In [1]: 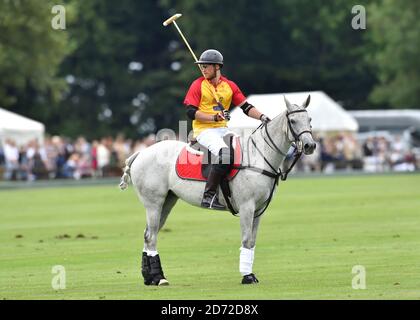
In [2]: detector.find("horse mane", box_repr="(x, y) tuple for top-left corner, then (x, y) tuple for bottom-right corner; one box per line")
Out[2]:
(265, 109), (288, 136)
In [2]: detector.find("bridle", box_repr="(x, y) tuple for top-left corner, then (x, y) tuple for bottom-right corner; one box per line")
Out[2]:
(264, 108), (312, 157)
(238, 107), (312, 182)
(227, 107), (313, 218)
(285, 109), (313, 144)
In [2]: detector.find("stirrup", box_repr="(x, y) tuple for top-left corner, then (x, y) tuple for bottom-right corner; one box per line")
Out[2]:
(201, 193), (226, 210)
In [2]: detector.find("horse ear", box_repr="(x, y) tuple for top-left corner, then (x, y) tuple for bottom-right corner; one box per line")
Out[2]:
(303, 94), (311, 108)
(284, 95), (292, 111)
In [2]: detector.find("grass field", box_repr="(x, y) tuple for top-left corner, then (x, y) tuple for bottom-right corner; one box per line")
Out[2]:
(1, 173), (420, 300)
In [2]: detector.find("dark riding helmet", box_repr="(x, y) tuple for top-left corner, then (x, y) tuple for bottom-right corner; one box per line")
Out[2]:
(195, 49), (223, 66)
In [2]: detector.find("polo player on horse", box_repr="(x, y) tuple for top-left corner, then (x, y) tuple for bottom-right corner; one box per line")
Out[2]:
(184, 49), (271, 210)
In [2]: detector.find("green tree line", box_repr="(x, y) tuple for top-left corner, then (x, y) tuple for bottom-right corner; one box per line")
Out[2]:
(0, 0), (419, 139)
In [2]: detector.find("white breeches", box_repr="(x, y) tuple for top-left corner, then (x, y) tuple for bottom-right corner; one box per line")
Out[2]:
(196, 127), (233, 157)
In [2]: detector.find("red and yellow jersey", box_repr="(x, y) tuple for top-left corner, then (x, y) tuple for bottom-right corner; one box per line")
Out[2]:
(184, 76), (246, 137)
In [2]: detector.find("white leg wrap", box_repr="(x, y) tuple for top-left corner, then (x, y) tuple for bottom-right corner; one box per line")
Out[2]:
(144, 249), (158, 257)
(239, 246), (255, 276)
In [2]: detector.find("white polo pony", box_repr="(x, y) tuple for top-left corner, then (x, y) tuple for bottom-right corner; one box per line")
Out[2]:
(120, 95), (316, 285)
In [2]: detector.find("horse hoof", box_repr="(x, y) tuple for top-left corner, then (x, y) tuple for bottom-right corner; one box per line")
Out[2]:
(241, 273), (259, 284)
(158, 279), (169, 286)
(144, 279), (153, 286)
(145, 276), (169, 286)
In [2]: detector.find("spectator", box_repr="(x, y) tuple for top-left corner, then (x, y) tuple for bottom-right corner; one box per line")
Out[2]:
(27, 140), (49, 180)
(362, 137), (374, 157)
(0, 144), (5, 166)
(0, 130), (416, 181)
(18, 145), (30, 180)
(75, 136), (90, 157)
(114, 134), (130, 168)
(62, 153), (79, 179)
(96, 138), (110, 176)
(31, 150), (49, 180)
(319, 137), (336, 173)
(44, 137), (58, 176)
(78, 153), (94, 179)
(3, 139), (20, 180)
(91, 140), (99, 176)
(52, 136), (68, 179)
(343, 133), (362, 170)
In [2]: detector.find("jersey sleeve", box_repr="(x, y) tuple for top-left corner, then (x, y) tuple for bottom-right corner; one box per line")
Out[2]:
(183, 78), (203, 107)
(227, 80), (247, 106)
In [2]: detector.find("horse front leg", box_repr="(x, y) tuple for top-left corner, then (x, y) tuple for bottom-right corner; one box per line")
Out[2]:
(239, 201), (259, 284)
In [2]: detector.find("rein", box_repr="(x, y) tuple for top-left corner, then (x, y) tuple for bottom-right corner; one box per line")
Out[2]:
(226, 108), (311, 218)
(238, 108), (310, 183)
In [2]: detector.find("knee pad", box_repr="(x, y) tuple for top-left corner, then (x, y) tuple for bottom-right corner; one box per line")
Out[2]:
(218, 147), (233, 166)
(213, 148), (233, 175)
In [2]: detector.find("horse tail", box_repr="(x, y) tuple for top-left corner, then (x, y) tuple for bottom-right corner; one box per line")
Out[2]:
(119, 151), (140, 190)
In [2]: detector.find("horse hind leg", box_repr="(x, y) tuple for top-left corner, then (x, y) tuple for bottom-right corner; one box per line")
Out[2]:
(141, 194), (170, 286)
(159, 191), (178, 231)
(141, 191), (178, 286)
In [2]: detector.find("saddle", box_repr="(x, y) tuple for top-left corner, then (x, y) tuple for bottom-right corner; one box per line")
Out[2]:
(175, 133), (242, 182)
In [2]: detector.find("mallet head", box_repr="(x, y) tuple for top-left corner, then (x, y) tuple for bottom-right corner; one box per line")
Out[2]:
(163, 13), (182, 26)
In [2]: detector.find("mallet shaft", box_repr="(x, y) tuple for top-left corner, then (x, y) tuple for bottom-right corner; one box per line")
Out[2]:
(164, 14), (222, 109)
(173, 21), (199, 62)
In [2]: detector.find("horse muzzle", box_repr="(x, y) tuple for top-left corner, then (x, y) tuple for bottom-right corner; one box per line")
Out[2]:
(300, 133), (316, 155)
(303, 141), (316, 155)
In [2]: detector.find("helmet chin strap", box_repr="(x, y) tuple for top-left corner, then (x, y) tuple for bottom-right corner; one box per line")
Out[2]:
(207, 69), (221, 84)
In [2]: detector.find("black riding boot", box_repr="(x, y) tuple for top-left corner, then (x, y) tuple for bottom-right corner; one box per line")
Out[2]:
(201, 164), (226, 210)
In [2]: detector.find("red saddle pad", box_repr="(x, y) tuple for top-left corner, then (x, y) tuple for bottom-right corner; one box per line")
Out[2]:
(175, 136), (242, 182)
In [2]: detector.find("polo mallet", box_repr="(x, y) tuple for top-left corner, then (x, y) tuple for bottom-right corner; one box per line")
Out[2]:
(163, 13), (225, 119)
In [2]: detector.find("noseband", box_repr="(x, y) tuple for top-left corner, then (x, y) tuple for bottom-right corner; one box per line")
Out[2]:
(286, 109), (313, 144)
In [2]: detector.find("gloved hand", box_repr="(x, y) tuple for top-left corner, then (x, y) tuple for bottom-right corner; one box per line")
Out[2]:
(222, 110), (231, 121)
(214, 110), (230, 122)
(214, 112), (225, 122)
(260, 114), (271, 124)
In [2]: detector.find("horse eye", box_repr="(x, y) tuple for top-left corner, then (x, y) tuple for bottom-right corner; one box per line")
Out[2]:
(290, 119), (296, 124)
(309, 117), (312, 122)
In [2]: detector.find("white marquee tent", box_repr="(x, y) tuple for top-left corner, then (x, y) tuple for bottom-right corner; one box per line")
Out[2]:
(228, 91), (358, 133)
(0, 108), (45, 147)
